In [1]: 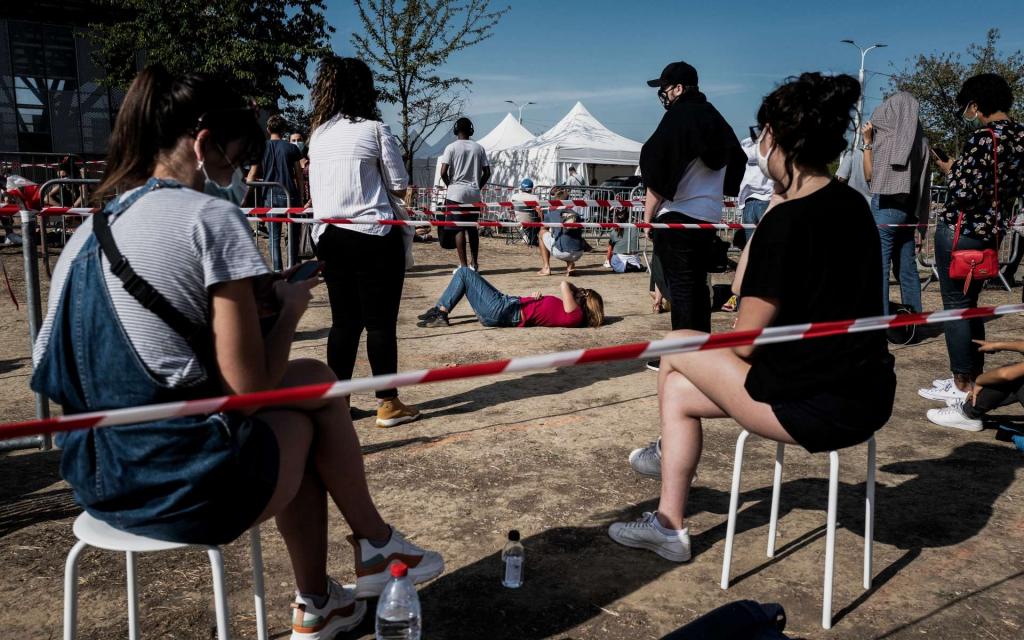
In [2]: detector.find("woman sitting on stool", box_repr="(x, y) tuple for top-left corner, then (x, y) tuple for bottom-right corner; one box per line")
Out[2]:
(418, 267), (604, 329)
(609, 72), (896, 563)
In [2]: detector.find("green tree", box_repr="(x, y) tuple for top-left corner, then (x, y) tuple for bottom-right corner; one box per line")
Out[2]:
(352, 0), (510, 172)
(890, 29), (1024, 154)
(88, 0), (333, 110)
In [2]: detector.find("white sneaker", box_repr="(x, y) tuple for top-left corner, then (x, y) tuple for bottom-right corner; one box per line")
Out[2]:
(628, 439), (662, 478)
(289, 578), (366, 639)
(602, 260), (611, 268)
(933, 378), (952, 388)
(927, 404), (983, 432)
(918, 379), (968, 402)
(348, 527), (445, 599)
(607, 512), (691, 562)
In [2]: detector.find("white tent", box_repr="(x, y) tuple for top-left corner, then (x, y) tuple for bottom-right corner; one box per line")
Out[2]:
(489, 102), (643, 187)
(412, 113), (536, 187)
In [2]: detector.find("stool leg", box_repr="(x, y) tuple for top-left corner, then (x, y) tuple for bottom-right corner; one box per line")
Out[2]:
(249, 528), (268, 640)
(721, 429), (750, 589)
(64, 541), (88, 640)
(126, 551), (140, 640)
(822, 450), (840, 630)
(208, 548), (231, 640)
(767, 443), (785, 558)
(864, 436), (876, 590)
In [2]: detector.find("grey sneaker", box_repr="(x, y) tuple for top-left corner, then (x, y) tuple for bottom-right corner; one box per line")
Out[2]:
(417, 309), (449, 328)
(629, 439), (662, 478)
(608, 512), (691, 562)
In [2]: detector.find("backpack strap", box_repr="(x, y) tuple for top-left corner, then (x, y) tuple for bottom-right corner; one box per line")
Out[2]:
(92, 209), (208, 349)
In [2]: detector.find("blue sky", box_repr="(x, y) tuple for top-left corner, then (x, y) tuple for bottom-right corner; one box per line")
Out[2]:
(305, 0), (1024, 147)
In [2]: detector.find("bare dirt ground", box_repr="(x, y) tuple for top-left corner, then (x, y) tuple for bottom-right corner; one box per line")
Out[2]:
(1, 234), (1023, 640)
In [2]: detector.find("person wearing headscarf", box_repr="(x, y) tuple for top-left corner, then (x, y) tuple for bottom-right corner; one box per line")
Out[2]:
(862, 91), (931, 315)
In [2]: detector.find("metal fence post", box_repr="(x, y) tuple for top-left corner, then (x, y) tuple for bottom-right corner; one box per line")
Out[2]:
(20, 208), (50, 449)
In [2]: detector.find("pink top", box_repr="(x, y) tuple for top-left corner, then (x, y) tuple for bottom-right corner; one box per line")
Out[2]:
(518, 296), (584, 328)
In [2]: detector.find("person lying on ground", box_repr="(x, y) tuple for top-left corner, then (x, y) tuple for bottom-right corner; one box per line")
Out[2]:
(539, 189), (586, 276)
(610, 72), (895, 563)
(927, 339), (1024, 432)
(418, 267), (604, 328)
(30, 64), (443, 639)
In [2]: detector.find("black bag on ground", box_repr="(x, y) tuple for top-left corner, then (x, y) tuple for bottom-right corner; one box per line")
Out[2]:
(886, 301), (918, 346)
(659, 600), (789, 640)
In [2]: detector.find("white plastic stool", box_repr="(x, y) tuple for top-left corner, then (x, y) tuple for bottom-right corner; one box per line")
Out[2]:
(64, 513), (267, 640)
(720, 431), (876, 629)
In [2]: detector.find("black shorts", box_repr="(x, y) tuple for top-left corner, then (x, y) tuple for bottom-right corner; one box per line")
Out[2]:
(440, 199), (479, 249)
(773, 373), (896, 453)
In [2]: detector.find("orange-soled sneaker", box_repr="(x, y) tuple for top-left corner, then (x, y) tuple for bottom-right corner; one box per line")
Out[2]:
(290, 578), (365, 640)
(349, 528), (444, 599)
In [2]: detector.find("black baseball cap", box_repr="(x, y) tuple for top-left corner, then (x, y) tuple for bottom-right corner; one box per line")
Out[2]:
(647, 61), (699, 88)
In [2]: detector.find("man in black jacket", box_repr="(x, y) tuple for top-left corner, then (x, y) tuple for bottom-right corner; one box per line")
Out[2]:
(640, 61), (744, 338)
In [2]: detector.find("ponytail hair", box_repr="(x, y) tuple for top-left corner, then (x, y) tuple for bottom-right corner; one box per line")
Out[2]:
(309, 56), (382, 132)
(94, 64), (263, 202)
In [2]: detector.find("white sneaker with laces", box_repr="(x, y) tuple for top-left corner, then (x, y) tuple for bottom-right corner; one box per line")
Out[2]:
(607, 512), (691, 562)
(918, 379), (968, 402)
(628, 439), (662, 478)
(289, 578), (365, 640)
(349, 527), (445, 599)
(927, 404), (983, 432)
(933, 378), (951, 388)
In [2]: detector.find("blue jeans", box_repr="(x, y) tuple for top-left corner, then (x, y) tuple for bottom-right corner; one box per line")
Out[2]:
(733, 198), (769, 250)
(934, 222), (987, 376)
(871, 194), (922, 314)
(263, 192), (300, 271)
(438, 267), (521, 326)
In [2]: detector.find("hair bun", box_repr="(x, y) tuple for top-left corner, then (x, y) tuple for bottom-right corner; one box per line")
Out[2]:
(817, 73), (860, 110)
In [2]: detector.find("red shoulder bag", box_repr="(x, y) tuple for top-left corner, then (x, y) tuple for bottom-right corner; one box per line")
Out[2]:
(949, 128), (1001, 293)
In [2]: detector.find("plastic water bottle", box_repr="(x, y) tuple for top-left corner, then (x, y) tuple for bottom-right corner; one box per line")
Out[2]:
(501, 530), (524, 588)
(375, 561), (421, 640)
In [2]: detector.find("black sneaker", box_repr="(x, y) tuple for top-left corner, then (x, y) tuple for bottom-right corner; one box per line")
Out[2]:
(418, 307), (440, 320)
(417, 310), (450, 328)
(645, 360), (660, 372)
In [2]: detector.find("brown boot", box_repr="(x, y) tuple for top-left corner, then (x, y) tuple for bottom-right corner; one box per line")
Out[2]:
(376, 397), (421, 428)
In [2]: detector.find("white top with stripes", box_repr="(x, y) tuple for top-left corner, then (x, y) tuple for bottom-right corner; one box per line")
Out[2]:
(32, 186), (270, 387)
(308, 116), (408, 240)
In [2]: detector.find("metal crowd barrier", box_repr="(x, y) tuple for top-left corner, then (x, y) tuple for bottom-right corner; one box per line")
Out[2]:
(38, 178), (99, 278)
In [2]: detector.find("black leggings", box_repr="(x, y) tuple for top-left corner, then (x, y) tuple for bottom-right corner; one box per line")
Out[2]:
(964, 377), (1024, 419)
(316, 225), (405, 399)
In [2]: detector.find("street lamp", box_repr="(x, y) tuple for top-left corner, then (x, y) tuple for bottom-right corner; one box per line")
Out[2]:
(841, 39), (887, 149)
(505, 100), (536, 124)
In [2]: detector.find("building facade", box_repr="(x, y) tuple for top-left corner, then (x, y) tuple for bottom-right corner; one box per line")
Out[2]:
(1, 2), (125, 158)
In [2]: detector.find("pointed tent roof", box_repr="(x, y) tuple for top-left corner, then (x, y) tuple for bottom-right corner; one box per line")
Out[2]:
(477, 113), (534, 152)
(415, 130), (457, 159)
(514, 102), (642, 164)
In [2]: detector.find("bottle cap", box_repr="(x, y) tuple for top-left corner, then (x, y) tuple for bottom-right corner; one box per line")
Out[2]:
(390, 561), (408, 578)
(508, 529), (520, 542)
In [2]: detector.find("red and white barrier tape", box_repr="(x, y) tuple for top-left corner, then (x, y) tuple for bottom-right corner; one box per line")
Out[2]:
(0, 207), (932, 229)
(2, 303), (1022, 441)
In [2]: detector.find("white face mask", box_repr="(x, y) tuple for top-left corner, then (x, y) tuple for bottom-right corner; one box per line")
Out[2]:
(756, 128), (775, 180)
(197, 142), (246, 206)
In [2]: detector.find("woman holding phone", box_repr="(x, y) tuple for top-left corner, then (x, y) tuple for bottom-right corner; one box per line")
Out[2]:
(31, 65), (443, 639)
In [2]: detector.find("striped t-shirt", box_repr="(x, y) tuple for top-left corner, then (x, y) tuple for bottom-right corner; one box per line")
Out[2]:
(32, 186), (269, 387)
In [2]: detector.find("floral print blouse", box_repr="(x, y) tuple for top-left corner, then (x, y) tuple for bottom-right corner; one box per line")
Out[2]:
(939, 119), (1024, 241)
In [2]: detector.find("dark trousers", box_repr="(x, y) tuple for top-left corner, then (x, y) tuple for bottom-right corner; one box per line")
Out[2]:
(964, 377), (1024, 419)
(316, 225), (405, 399)
(653, 211), (714, 332)
(934, 222), (988, 376)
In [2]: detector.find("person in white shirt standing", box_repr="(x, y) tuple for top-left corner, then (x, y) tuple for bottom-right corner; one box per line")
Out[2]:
(308, 56), (420, 428)
(439, 117), (490, 271)
(733, 126), (775, 250)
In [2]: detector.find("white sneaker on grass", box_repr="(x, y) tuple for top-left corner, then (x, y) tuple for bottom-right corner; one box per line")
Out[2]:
(289, 578), (365, 640)
(918, 379), (968, 402)
(927, 404), (983, 432)
(348, 527), (445, 599)
(608, 512), (691, 562)
(629, 439), (662, 478)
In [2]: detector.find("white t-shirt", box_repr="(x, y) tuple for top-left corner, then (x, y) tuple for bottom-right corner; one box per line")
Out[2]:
(737, 137), (773, 207)
(33, 187), (269, 387)
(309, 117), (408, 239)
(440, 139), (489, 203)
(657, 157), (727, 223)
(511, 190), (540, 222)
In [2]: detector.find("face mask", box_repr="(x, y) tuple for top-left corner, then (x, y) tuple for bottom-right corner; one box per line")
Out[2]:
(962, 104), (983, 129)
(198, 143), (246, 205)
(755, 129), (775, 180)
(658, 85), (680, 110)
(292, 141), (305, 152)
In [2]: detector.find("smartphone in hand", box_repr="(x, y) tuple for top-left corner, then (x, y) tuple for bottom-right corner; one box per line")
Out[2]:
(287, 260), (323, 283)
(931, 147), (949, 162)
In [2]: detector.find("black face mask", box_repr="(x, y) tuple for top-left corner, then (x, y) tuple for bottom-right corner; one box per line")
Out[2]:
(658, 85), (683, 110)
